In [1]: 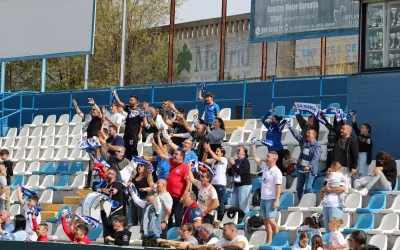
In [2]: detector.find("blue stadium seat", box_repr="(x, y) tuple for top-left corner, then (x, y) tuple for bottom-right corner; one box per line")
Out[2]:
(60, 161), (83, 175)
(10, 175), (24, 189)
(48, 161), (69, 175)
(312, 177), (325, 193)
(237, 210), (259, 230)
(270, 106), (285, 117)
(283, 107), (295, 118)
(343, 213), (374, 233)
(88, 223), (103, 241)
(369, 178), (398, 195)
(46, 175), (70, 190)
(32, 162), (55, 175)
(46, 205), (71, 223)
(278, 193), (294, 211)
(259, 232), (290, 250)
(252, 177), (262, 192)
(327, 103), (340, 109)
(167, 227), (180, 240)
(322, 232), (331, 243)
(356, 194), (386, 213)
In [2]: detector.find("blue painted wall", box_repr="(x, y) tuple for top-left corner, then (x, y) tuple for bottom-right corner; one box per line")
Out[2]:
(2, 77), (347, 133)
(347, 72), (400, 159)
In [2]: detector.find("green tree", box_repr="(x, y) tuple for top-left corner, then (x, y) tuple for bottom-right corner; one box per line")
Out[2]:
(5, 0), (182, 92)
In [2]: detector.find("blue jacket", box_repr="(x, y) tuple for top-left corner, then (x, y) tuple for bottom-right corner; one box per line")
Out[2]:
(261, 112), (284, 152)
(289, 127), (321, 176)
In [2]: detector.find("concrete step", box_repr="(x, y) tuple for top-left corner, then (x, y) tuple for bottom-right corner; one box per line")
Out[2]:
(224, 120), (247, 127)
(40, 211), (58, 221)
(44, 204), (72, 212)
(77, 188), (92, 197)
(63, 196), (84, 205)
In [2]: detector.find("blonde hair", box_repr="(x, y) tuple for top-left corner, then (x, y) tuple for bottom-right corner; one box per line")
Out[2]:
(331, 218), (344, 227)
(0, 164), (6, 176)
(330, 161), (342, 170)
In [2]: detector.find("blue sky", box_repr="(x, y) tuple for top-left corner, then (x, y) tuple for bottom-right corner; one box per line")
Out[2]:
(175, 0), (251, 24)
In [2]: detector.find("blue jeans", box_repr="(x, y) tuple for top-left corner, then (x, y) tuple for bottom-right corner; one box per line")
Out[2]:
(322, 206), (343, 233)
(296, 172), (315, 200)
(213, 184), (226, 220)
(231, 185), (252, 213)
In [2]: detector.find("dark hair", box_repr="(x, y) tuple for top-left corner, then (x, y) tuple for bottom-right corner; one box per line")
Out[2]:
(205, 92), (215, 99)
(28, 195), (39, 203)
(75, 223), (89, 236)
(0, 149), (9, 156)
(311, 235), (324, 250)
(163, 99), (171, 103)
(351, 230), (367, 245)
(217, 147), (226, 157)
(303, 217), (318, 229)
(110, 103), (118, 108)
(182, 223), (195, 233)
(283, 149), (291, 157)
(102, 128), (108, 134)
(361, 123), (372, 136)
(299, 232), (309, 241)
(198, 118), (205, 125)
(201, 170), (213, 183)
(13, 214), (26, 232)
(109, 125), (118, 132)
(175, 149), (185, 158)
(237, 146), (248, 158)
(177, 108), (185, 114)
(130, 95), (139, 102)
(215, 118), (225, 131)
(114, 215), (128, 227)
(272, 115), (283, 123)
(376, 151), (395, 166)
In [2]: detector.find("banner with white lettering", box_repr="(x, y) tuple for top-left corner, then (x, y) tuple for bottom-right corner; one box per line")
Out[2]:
(250, 0), (360, 43)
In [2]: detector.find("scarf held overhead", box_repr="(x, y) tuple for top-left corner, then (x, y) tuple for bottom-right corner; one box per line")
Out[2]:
(293, 102), (326, 125)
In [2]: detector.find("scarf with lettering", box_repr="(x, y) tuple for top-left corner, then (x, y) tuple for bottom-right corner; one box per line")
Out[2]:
(294, 102), (326, 125)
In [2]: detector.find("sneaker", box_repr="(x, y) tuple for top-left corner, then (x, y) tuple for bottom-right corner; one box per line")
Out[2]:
(358, 188), (369, 196)
(348, 188), (359, 194)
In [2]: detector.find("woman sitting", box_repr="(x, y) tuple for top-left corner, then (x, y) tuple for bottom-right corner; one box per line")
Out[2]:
(349, 151), (397, 196)
(0, 214), (27, 241)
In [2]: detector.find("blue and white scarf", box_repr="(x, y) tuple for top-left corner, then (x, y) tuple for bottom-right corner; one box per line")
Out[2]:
(100, 196), (120, 209)
(110, 86), (117, 104)
(200, 82), (206, 92)
(20, 185), (38, 197)
(26, 206), (43, 216)
(64, 210), (101, 228)
(90, 154), (110, 168)
(132, 155), (153, 172)
(188, 159), (215, 175)
(294, 102), (326, 125)
(77, 136), (99, 153)
(251, 137), (273, 147)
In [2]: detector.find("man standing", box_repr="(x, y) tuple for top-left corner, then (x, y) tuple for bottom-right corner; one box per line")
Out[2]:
(181, 191), (203, 229)
(198, 89), (221, 127)
(348, 230), (379, 250)
(104, 125), (125, 154)
(100, 145), (130, 180)
(103, 103), (123, 132)
(333, 124), (359, 188)
(0, 150), (12, 210)
(97, 169), (126, 217)
(288, 124), (321, 200)
(111, 90), (143, 159)
(252, 146), (282, 245)
(0, 210), (14, 233)
(156, 179), (172, 239)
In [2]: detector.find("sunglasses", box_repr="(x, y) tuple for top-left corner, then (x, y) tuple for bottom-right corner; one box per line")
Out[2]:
(92, 109), (96, 111)
(200, 175), (208, 178)
(116, 150), (124, 153)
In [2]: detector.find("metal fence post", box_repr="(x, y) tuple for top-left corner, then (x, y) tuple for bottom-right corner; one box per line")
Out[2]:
(151, 86), (155, 106)
(19, 92), (22, 128)
(271, 77), (275, 109)
(32, 93), (36, 123)
(319, 76), (323, 108)
(241, 80), (247, 120)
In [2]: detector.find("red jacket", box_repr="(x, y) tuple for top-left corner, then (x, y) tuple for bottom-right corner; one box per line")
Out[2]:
(181, 202), (203, 226)
(93, 163), (106, 180)
(32, 217), (49, 242)
(61, 217), (92, 244)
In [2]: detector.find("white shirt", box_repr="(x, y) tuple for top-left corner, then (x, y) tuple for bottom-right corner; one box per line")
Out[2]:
(159, 191), (173, 221)
(110, 113), (123, 130)
(291, 244), (311, 250)
(327, 171), (345, 188)
(23, 204), (40, 241)
(215, 235), (249, 250)
(210, 158), (227, 186)
(260, 162), (282, 200)
(329, 231), (346, 246)
(196, 181), (218, 213)
(325, 174), (346, 207)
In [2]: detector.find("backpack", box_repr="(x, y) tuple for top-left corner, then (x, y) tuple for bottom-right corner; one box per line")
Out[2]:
(227, 207), (245, 221)
(251, 188), (261, 207)
(247, 215), (264, 229)
(311, 212), (324, 228)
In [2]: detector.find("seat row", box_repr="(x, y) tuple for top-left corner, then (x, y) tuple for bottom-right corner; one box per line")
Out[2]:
(8, 147), (89, 162)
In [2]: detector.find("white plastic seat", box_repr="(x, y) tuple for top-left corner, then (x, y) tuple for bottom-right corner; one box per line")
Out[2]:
(68, 148), (83, 161)
(279, 211), (303, 230)
(221, 211), (239, 228)
(41, 136), (55, 149)
(223, 146), (232, 158)
(27, 115), (43, 128)
(2, 137), (15, 149)
(54, 146), (69, 161)
(318, 130), (328, 145)
(369, 213), (399, 234)
(368, 234), (387, 250)
(39, 175), (55, 190)
(281, 129), (299, 146)
(10, 189), (18, 204)
(221, 130), (244, 146)
(239, 129), (262, 146)
(70, 114), (83, 126)
(56, 124), (69, 138)
(25, 175), (40, 189)
(52, 135), (69, 149)
(27, 136), (42, 149)
(320, 145), (327, 161)
(249, 160), (258, 175)
(214, 229), (222, 239)
(320, 213), (350, 233)
(281, 177), (297, 193)
(291, 146), (301, 161)
(33, 148), (54, 161)
(48, 224), (69, 241)
(69, 125), (83, 137)
(42, 115), (57, 127)
(392, 236), (400, 250)
(343, 193), (362, 212)
(288, 193), (316, 211)
(381, 195), (400, 213)
(29, 127), (42, 138)
(18, 127), (30, 138)
(141, 133), (154, 148)
(9, 204), (21, 220)
(11, 148), (26, 162)
(128, 226), (142, 245)
(56, 114), (69, 126)
(38, 189), (53, 205)
(243, 119), (257, 133)
(309, 203), (323, 212)
(3, 128), (17, 140)
(68, 134), (82, 148)
(60, 173), (85, 191)
(248, 231), (266, 249)
(26, 148), (40, 162)
(220, 108), (231, 120)
(13, 162), (26, 175)
(186, 109), (198, 123)
(255, 146), (268, 159)
(25, 161), (40, 175)
(42, 125), (56, 137)
(11, 137), (28, 150)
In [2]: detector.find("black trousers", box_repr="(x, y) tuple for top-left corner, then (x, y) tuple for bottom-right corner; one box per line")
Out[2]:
(168, 196), (183, 228)
(124, 134), (138, 159)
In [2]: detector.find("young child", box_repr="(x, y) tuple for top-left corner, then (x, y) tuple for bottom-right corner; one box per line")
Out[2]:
(328, 218), (347, 249)
(61, 211), (92, 244)
(297, 217), (321, 236)
(282, 149), (296, 175)
(1, 149), (13, 210)
(197, 86), (220, 127)
(321, 162), (346, 207)
(292, 232), (311, 250)
(32, 213), (49, 242)
(311, 235), (324, 250)
(17, 186), (40, 241)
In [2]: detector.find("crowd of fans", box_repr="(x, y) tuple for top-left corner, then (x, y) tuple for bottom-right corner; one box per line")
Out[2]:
(0, 87), (390, 250)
